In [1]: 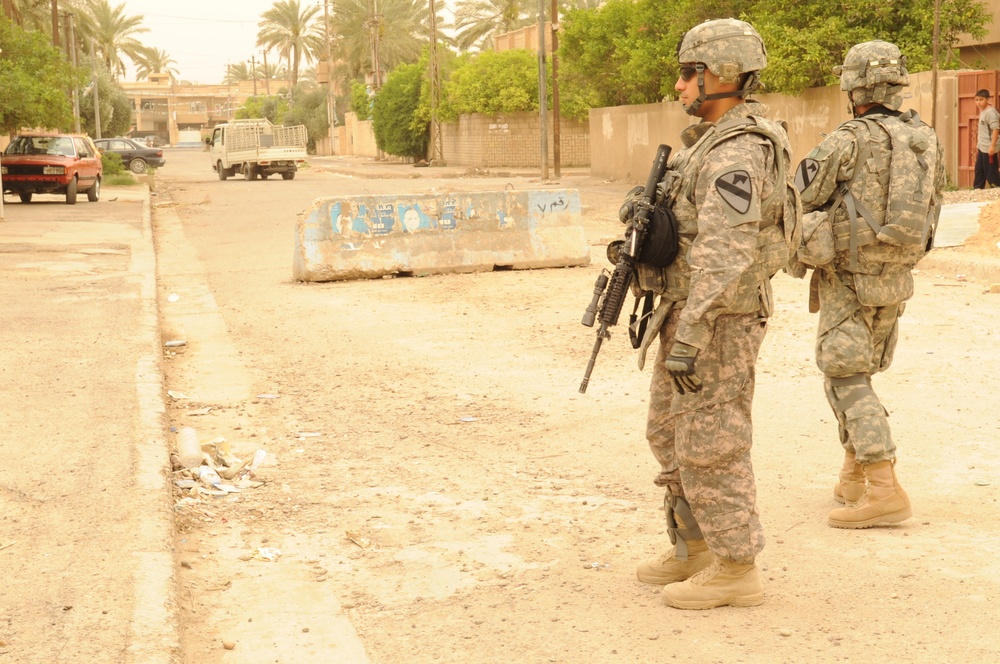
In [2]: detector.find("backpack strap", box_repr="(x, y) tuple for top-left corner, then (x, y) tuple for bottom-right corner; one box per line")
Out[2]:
(827, 119), (884, 271)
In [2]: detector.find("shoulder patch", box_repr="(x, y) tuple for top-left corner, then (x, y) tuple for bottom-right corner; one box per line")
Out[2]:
(795, 158), (819, 192)
(714, 170), (752, 214)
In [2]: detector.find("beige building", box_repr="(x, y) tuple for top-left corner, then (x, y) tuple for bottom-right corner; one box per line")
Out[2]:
(121, 73), (290, 146)
(956, 0), (1000, 68)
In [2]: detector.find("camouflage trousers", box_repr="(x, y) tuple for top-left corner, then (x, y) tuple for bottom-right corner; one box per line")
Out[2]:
(646, 308), (767, 564)
(815, 269), (902, 465)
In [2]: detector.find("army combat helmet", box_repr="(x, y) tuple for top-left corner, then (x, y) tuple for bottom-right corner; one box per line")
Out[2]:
(676, 18), (767, 116)
(834, 40), (909, 115)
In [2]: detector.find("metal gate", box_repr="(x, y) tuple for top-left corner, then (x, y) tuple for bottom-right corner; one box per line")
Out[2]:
(957, 70), (1000, 188)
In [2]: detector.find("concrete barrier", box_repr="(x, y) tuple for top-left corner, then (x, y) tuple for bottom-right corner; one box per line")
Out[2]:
(293, 189), (590, 282)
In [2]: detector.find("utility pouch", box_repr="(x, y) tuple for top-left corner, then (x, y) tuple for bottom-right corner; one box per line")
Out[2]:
(637, 200), (681, 268)
(853, 264), (914, 306)
(798, 210), (835, 267)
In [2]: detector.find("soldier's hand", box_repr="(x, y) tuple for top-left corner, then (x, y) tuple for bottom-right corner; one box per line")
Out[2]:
(665, 342), (703, 394)
(618, 185), (646, 224)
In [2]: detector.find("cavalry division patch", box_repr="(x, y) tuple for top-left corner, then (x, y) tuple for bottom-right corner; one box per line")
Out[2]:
(795, 158), (819, 192)
(715, 170), (752, 214)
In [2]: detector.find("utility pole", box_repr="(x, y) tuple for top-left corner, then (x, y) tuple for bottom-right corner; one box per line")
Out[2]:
(931, 0), (941, 129)
(262, 50), (271, 95)
(50, 0), (59, 49)
(324, 0), (336, 153)
(89, 39), (101, 138)
(250, 54), (258, 95)
(428, 0), (443, 164)
(537, 0), (548, 179)
(367, 0), (382, 89)
(66, 12), (80, 132)
(550, 0), (560, 177)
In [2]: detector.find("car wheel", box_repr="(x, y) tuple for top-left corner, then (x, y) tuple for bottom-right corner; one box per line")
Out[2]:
(244, 163), (258, 181)
(281, 171), (295, 180)
(87, 176), (101, 202)
(261, 173), (269, 180)
(217, 161), (228, 180)
(129, 159), (148, 174)
(19, 193), (32, 203)
(66, 177), (78, 205)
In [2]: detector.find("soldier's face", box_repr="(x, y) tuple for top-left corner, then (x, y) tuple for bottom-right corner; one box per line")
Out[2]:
(676, 63), (730, 120)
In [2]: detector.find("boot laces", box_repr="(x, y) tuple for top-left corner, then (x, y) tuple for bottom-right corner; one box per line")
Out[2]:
(685, 559), (723, 585)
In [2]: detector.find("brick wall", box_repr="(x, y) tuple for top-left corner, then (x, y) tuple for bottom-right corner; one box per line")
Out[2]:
(440, 112), (590, 168)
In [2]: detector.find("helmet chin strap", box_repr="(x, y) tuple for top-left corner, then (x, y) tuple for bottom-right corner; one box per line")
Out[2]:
(683, 63), (752, 117)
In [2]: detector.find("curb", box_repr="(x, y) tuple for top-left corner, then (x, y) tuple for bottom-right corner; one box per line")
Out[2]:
(917, 247), (1000, 284)
(128, 186), (182, 663)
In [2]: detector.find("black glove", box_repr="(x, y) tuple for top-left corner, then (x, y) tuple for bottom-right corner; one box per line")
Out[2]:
(618, 185), (645, 223)
(665, 342), (703, 394)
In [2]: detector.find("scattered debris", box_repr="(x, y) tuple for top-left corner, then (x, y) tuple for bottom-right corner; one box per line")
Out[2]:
(167, 390), (189, 400)
(255, 547), (281, 562)
(346, 530), (371, 549)
(164, 340), (187, 348)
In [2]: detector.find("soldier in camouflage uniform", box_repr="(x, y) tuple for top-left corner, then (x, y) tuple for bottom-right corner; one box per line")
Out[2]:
(795, 41), (944, 528)
(630, 19), (799, 609)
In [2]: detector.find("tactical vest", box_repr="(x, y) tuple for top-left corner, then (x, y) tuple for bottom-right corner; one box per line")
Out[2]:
(636, 115), (800, 312)
(828, 110), (939, 273)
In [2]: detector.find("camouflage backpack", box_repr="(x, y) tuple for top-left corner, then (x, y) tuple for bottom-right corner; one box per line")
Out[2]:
(829, 110), (940, 271)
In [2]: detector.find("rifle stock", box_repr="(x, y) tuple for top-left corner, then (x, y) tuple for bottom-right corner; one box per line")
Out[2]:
(579, 144), (671, 394)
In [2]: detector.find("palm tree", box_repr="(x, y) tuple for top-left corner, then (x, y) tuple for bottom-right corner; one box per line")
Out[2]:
(224, 61), (253, 84)
(330, 0), (428, 82)
(452, 0), (603, 52)
(1, 0), (51, 29)
(453, 0), (534, 52)
(76, 0), (148, 80)
(257, 61), (289, 82)
(135, 47), (179, 81)
(256, 0), (323, 87)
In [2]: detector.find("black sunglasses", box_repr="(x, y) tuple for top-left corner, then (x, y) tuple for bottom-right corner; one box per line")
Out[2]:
(679, 65), (700, 82)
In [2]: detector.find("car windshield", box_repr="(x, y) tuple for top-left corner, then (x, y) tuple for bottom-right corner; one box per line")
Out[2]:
(5, 136), (76, 157)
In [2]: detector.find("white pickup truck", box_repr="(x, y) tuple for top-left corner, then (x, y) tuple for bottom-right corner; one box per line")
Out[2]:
(209, 118), (308, 181)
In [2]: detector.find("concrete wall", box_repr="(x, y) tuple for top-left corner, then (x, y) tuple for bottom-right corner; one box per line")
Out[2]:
(293, 189), (589, 282)
(589, 70), (960, 187)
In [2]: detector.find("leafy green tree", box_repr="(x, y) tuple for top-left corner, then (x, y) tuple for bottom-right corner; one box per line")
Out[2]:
(135, 47), (178, 81)
(372, 61), (427, 159)
(257, 0), (323, 87)
(748, 0), (991, 94)
(439, 50), (545, 119)
(282, 84), (330, 151)
(235, 95), (290, 123)
(557, 0), (992, 107)
(79, 58), (132, 137)
(76, 0), (149, 80)
(350, 80), (374, 120)
(0, 16), (83, 135)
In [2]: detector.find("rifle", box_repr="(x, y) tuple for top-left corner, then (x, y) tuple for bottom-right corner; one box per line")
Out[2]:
(579, 144), (671, 394)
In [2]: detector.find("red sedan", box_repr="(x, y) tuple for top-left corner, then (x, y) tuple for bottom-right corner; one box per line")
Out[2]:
(1, 133), (102, 205)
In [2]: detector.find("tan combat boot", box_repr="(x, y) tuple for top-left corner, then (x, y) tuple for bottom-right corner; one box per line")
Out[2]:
(834, 450), (866, 504)
(661, 558), (764, 610)
(636, 539), (715, 585)
(828, 460), (911, 529)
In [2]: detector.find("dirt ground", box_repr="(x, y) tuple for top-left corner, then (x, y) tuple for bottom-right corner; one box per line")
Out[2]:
(149, 152), (1000, 662)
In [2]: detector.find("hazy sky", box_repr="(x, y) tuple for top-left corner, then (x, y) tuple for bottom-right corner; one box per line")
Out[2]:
(121, 0), (457, 85)
(122, 0), (303, 84)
